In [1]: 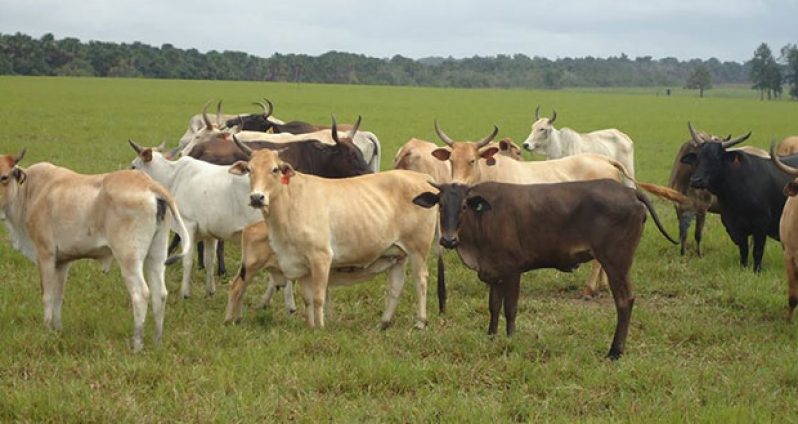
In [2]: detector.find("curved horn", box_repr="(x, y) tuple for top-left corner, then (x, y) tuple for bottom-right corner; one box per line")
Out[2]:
(722, 131), (751, 149)
(202, 100), (214, 129)
(549, 109), (557, 124)
(13, 148), (26, 164)
(262, 99), (273, 118)
(534, 105), (541, 120)
(687, 121), (703, 146)
(215, 100), (223, 127)
(771, 139), (798, 176)
(156, 140), (167, 151)
(476, 125), (499, 148)
(232, 135), (253, 158)
(331, 115), (341, 144)
(128, 139), (144, 154)
(434, 120), (454, 146)
(346, 115), (362, 140)
(428, 181), (444, 191)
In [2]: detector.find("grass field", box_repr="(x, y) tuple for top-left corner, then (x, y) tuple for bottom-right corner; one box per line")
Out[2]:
(1, 76), (797, 422)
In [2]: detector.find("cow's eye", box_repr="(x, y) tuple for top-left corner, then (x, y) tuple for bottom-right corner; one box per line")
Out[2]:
(272, 167), (280, 173)
(469, 159), (476, 165)
(0, 175), (8, 183)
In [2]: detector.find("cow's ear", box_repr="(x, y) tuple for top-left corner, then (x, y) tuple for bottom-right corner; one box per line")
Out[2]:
(141, 148), (153, 163)
(680, 152), (697, 166)
(499, 139), (511, 151)
(413, 192), (440, 208)
(724, 151), (743, 167)
(228, 161), (250, 175)
(431, 148), (451, 162)
(12, 167), (26, 185)
(280, 163), (295, 178)
(785, 181), (798, 197)
(480, 147), (499, 166)
(466, 195), (491, 213)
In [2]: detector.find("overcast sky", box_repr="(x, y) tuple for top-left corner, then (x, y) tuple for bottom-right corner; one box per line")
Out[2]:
(1, 0), (796, 62)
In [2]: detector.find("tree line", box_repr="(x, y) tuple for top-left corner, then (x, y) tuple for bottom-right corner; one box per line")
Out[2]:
(1, 32), (796, 98)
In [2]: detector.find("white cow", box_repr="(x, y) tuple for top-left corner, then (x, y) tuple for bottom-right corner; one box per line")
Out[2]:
(522, 106), (636, 177)
(129, 140), (262, 298)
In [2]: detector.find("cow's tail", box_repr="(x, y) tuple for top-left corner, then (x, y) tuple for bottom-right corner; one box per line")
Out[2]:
(152, 187), (191, 266)
(434, 222), (446, 314)
(603, 156), (688, 204)
(635, 191), (679, 245)
(367, 133), (381, 172)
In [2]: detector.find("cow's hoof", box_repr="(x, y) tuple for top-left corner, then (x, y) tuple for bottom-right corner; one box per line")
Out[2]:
(414, 320), (427, 330)
(606, 349), (623, 361)
(379, 321), (392, 330)
(130, 338), (144, 353)
(288, 309), (297, 315)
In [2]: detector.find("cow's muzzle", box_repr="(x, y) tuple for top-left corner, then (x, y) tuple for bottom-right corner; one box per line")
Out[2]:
(689, 177), (708, 189)
(249, 193), (266, 208)
(440, 235), (460, 249)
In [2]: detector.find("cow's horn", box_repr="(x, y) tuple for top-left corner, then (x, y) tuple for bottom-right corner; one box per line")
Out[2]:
(258, 99), (273, 118)
(434, 120), (454, 146)
(476, 125), (499, 148)
(232, 135), (253, 158)
(771, 139), (798, 176)
(347, 115), (362, 140)
(331, 115), (341, 144)
(549, 109), (557, 124)
(128, 139), (144, 154)
(13, 148), (25, 164)
(687, 121), (703, 146)
(535, 105), (541, 120)
(428, 181), (443, 191)
(722, 131), (751, 149)
(202, 100), (214, 129)
(216, 100), (224, 126)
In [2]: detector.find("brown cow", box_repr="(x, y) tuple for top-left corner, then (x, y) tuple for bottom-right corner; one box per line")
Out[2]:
(413, 179), (677, 359)
(0, 150), (190, 351)
(769, 139), (798, 320)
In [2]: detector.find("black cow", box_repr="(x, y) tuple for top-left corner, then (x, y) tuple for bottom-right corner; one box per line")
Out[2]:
(413, 179), (677, 359)
(224, 99), (350, 135)
(680, 122), (798, 272)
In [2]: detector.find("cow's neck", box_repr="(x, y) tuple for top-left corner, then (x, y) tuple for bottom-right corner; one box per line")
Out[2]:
(265, 174), (307, 235)
(547, 128), (564, 158)
(1, 178), (37, 262)
(149, 157), (188, 190)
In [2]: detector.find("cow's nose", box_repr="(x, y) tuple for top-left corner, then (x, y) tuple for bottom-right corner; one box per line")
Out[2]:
(522, 142), (532, 151)
(249, 193), (265, 207)
(440, 235), (459, 249)
(689, 176), (707, 189)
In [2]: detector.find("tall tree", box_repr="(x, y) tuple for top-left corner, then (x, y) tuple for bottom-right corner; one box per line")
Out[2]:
(782, 44), (798, 100)
(750, 43), (782, 100)
(686, 65), (712, 97)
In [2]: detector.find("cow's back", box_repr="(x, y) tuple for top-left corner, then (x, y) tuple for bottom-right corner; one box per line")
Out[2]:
(482, 153), (626, 185)
(393, 138), (451, 183)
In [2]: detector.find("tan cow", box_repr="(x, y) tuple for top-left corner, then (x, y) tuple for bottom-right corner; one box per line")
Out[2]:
(228, 145), (437, 329)
(429, 121), (683, 298)
(777, 136), (798, 157)
(770, 140), (798, 321)
(0, 151), (190, 352)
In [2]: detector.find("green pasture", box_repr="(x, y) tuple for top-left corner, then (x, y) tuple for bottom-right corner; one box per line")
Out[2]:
(0, 76), (797, 422)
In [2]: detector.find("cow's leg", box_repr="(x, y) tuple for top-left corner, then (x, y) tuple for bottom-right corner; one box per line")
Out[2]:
(694, 211), (706, 257)
(179, 225), (197, 298)
(678, 211), (693, 256)
(487, 282), (502, 336)
(752, 231), (767, 273)
(597, 255), (635, 361)
(197, 241), (205, 270)
(202, 238), (217, 296)
(380, 260), (408, 330)
(144, 243), (168, 346)
(119, 259), (150, 353)
(304, 258), (331, 328)
(167, 233), (181, 255)
(40, 259), (70, 332)
(582, 261), (603, 299)
(785, 254), (798, 321)
(258, 275), (297, 314)
(736, 235), (750, 268)
(216, 241), (226, 276)
(503, 274), (521, 337)
(410, 252), (429, 329)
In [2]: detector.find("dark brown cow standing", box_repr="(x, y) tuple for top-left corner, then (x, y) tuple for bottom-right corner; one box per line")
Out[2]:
(413, 179), (677, 359)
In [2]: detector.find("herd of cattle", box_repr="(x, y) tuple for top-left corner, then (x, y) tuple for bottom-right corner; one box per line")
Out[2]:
(2, 99), (798, 360)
